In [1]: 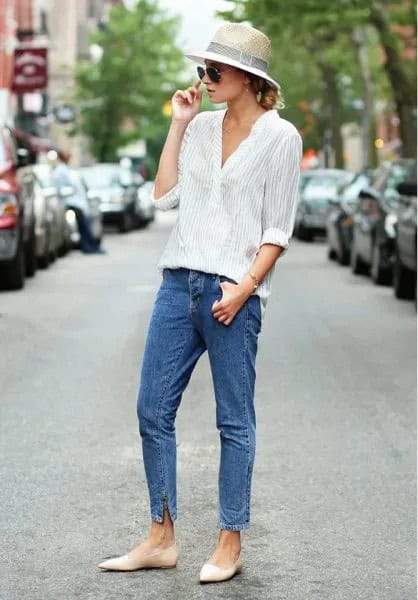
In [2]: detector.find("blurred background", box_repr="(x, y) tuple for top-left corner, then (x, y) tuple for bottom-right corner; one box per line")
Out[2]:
(0, 0), (416, 295)
(0, 5), (416, 599)
(1, 0), (416, 172)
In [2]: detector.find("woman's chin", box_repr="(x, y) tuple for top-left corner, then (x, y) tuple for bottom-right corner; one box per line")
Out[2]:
(207, 92), (225, 105)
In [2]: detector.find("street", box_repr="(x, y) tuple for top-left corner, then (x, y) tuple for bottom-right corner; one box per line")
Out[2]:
(0, 211), (416, 600)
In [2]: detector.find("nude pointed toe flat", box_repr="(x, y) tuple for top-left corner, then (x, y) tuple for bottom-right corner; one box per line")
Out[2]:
(199, 556), (242, 583)
(97, 543), (179, 571)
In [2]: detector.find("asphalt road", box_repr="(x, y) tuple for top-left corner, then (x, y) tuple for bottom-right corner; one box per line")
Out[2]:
(0, 212), (416, 600)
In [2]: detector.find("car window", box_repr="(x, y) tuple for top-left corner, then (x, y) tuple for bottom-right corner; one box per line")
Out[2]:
(385, 163), (416, 193)
(380, 163), (416, 209)
(81, 165), (130, 188)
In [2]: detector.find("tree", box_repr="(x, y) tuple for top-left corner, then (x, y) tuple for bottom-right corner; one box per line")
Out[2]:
(218, 1), (370, 166)
(368, 1), (416, 157)
(220, 0), (416, 158)
(74, 1), (187, 162)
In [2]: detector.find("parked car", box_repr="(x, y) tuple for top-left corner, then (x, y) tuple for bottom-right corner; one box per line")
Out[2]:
(65, 170), (103, 247)
(135, 180), (155, 227)
(0, 124), (36, 289)
(350, 159), (416, 284)
(299, 170), (318, 193)
(79, 163), (138, 233)
(327, 170), (375, 265)
(393, 181), (417, 302)
(294, 169), (352, 241)
(33, 163), (71, 260)
(32, 172), (55, 269)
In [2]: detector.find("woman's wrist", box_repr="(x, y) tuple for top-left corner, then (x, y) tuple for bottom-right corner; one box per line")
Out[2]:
(238, 275), (257, 299)
(170, 118), (191, 129)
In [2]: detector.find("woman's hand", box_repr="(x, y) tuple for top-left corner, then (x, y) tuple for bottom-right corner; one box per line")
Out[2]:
(212, 282), (252, 326)
(172, 81), (202, 123)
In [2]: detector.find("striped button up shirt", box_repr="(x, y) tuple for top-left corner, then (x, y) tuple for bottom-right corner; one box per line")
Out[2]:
(153, 108), (302, 315)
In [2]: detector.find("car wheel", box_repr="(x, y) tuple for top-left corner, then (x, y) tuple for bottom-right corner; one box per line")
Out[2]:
(299, 224), (313, 242)
(393, 249), (415, 299)
(37, 252), (50, 269)
(58, 239), (68, 257)
(371, 243), (392, 285)
(119, 210), (133, 233)
(2, 234), (25, 290)
(350, 243), (368, 275)
(328, 246), (337, 260)
(336, 239), (350, 266)
(38, 232), (50, 269)
(25, 224), (37, 278)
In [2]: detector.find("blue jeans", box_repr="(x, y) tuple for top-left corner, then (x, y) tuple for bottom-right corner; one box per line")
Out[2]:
(137, 268), (262, 531)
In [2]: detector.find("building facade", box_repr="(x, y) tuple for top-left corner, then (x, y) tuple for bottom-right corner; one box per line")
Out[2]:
(0, 0), (121, 165)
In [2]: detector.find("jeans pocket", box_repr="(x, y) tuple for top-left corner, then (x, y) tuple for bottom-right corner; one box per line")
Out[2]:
(219, 275), (238, 285)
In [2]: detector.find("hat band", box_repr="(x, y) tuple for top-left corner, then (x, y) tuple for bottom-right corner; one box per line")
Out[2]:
(206, 42), (268, 73)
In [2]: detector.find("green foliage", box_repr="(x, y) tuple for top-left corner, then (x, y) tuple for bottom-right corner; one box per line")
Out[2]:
(218, 0), (416, 158)
(75, 1), (188, 162)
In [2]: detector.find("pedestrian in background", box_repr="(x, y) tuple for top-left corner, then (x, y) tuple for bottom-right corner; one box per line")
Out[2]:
(98, 22), (302, 583)
(53, 151), (105, 255)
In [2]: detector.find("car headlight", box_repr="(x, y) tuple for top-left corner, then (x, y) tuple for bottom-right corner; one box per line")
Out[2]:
(66, 209), (77, 225)
(384, 214), (397, 238)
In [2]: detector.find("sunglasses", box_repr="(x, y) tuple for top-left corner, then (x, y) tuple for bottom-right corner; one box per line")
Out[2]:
(197, 65), (232, 83)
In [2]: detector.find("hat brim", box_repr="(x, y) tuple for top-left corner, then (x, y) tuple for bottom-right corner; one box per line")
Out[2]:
(185, 50), (280, 90)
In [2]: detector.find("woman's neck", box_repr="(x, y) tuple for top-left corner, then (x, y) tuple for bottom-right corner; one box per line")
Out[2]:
(225, 94), (266, 125)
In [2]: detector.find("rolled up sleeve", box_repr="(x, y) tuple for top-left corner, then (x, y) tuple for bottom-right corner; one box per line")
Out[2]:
(151, 118), (194, 211)
(260, 132), (303, 256)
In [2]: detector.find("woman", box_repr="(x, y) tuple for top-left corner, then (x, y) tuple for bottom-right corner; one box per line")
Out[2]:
(98, 22), (302, 583)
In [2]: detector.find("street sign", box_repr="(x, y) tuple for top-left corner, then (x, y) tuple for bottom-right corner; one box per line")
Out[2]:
(12, 47), (48, 94)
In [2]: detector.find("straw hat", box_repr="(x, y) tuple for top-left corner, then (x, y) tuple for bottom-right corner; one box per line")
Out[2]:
(185, 22), (280, 90)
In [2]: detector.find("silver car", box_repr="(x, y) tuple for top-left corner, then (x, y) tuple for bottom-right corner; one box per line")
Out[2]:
(135, 181), (155, 227)
(33, 173), (56, 268)
(79, 163), (138, 233)
(33, 164), (71, 261)
(294, 169), (353, 241)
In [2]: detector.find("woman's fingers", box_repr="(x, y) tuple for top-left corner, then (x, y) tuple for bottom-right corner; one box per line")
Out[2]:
(213, 305), (231, 322)
(175, 84), (201, 105)
(174, 90), (187, 103)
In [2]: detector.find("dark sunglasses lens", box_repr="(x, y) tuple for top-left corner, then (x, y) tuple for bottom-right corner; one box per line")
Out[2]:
(207, 67), (221, 83)
(196, 66), (221, 83)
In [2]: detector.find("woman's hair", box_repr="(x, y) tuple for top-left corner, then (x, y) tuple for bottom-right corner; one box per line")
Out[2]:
(246, 72), (285, 110)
